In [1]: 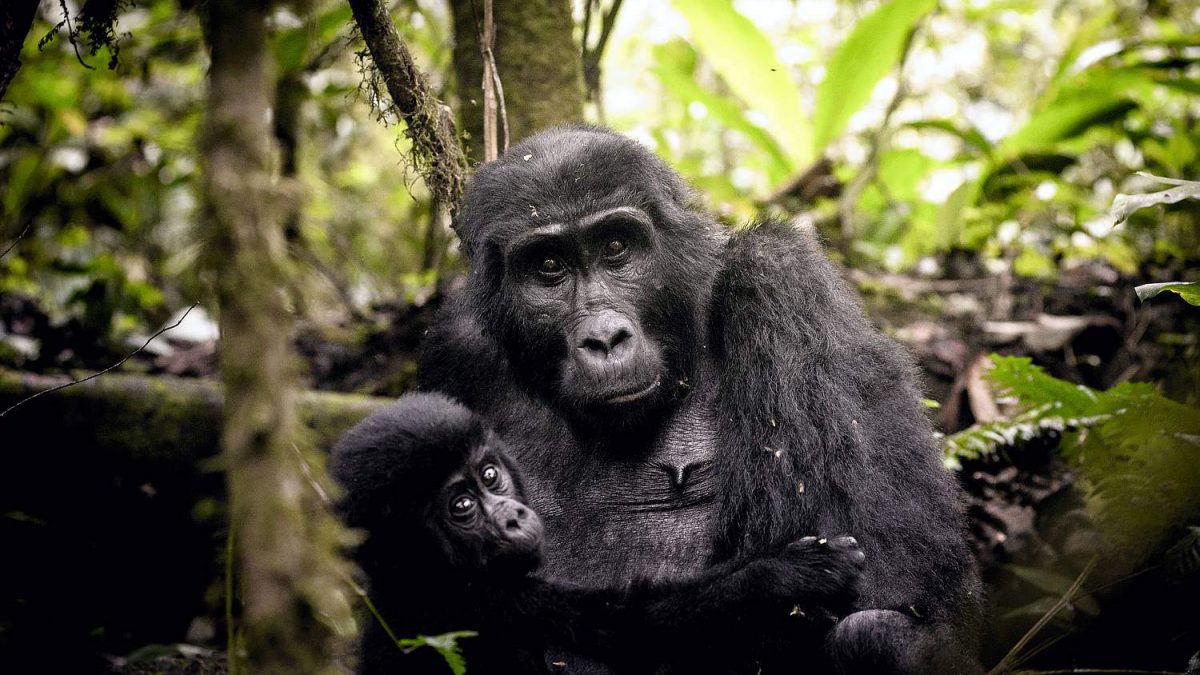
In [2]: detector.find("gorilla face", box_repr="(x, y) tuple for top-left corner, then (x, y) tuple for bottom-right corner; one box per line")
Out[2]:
(503, 206), (671, 415)
(456, 126), (724, 425)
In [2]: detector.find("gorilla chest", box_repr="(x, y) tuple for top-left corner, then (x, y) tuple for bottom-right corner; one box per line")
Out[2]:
(534, 398), (719, 584)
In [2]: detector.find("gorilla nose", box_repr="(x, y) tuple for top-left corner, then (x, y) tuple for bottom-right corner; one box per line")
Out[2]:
(578, 314), (634, 361)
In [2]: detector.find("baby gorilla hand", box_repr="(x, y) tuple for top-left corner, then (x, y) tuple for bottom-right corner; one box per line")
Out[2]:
(752, 535), (865, 620)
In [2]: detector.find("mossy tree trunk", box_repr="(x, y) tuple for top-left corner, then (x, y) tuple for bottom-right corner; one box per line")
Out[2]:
(201, 2), (354, 673)
(0, 0), (39, 102)
(450, 0), (584, 162)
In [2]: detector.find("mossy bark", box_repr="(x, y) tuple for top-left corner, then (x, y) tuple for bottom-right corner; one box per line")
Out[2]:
(0, 370), (389, 454)
(0, 0), (39, 103)
(201, 2), (357, 672)
(450, 0), (584, 162)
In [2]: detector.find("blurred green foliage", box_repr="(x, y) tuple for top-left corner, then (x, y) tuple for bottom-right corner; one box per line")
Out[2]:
(609, 0), (1199, 273)
(0, 0), (448, 354)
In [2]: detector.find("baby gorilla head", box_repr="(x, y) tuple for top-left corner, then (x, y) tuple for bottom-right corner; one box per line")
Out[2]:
(331, 393), (544, 578)
(433, 430), (543, 573)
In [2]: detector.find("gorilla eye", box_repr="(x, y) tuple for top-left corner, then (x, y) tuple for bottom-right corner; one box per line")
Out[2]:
(604, 239), (627, 257)
(538, 257), (564, 276)
(481, 464), (500, 488)
(450, 495), (476, 518)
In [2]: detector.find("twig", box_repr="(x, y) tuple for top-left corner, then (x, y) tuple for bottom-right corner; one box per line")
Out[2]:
(987, 558), (1098, 675)
(291, 442), (332, 506)
(490, 50), (509, 153)
(0, 302), (199, 418)
(0, 223), (31, 261)
(479, 0), (497, 161)
(473, 0), (509, 159)
(47, 0), (96, 70)
(225, 519), (238, 675)
(837, 18), (920, 248)
(581, 0), (623, 122)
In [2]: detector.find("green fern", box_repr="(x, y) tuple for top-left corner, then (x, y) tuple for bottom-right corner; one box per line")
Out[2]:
(945, 355), (1200, 558)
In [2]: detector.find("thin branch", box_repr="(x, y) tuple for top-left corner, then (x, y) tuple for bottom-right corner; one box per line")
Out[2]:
(837, 18), (920, 248)
(0, 302), (199, 418)
(489, 48), (509, 153)
(581, 0), (623, 121)
(0, 223), (31, 260)
(348, 0), (467, 213)
(987, 558), (1098, 675)
(48, 0), (96, 70)
(471, 0), (508, 159)
(225, 519), (238, 675)
(580, 0), (594, 66)
(291, 442), (332, 506)
(480, 0), (497, 161)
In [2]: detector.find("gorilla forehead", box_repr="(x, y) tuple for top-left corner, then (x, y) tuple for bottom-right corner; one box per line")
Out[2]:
(456, 125), (695, 254)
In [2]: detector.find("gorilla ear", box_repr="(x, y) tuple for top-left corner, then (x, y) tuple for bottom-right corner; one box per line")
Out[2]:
(451, 221), (476, 259)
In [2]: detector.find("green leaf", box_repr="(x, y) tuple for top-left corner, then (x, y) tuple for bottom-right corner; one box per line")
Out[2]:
(1135, 281), (1200, 306)
(812, 0), (937, 154)
(904, 120), (992, 156)
(1000, 89), (1136, 157)
(395, 631), (477, 675)
(651, 43), (792, 182)
(1045, 7), (1118, 95)
(672, 0), (812, 165)
(275, 5), (354, 73)
(1007, 565), (1101, 616)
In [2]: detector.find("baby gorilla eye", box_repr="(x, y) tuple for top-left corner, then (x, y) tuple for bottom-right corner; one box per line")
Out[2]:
(604, 239), (627, 257)
(450, 495), (475, 518)
(539, 257), (563, 275)
(481, 464), (500, 488)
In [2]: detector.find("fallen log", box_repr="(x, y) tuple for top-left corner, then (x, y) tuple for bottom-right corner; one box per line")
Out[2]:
(0, 370), (389, 666)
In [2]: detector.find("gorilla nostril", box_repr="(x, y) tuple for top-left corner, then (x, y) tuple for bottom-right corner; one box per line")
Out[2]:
(581, 336), (608, 356)
(609, 328), (632, 351)
(515, 507), (527, 519)
(505, 518), (521, 530)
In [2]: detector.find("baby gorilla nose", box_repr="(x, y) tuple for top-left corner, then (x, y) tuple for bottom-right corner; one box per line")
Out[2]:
(505, 506), (528, 531)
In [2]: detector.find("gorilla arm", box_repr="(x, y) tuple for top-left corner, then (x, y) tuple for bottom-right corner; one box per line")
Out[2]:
(485, 534), (864, 654)
(709, 221), (984, 673)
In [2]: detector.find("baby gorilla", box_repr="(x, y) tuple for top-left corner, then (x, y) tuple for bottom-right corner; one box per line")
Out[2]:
(331, 393), (864, 674)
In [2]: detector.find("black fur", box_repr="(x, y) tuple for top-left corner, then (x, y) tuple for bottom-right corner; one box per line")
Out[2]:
(420, 125), (984, 673)
(331, 393), (866, 674)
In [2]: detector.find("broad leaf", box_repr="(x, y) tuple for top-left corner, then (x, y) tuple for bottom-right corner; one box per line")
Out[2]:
(812, 0), (937, 154)
(651, 43), (792, 182)
(672, 0), (812, 165)
(1000, 90), (1136, 157)
(1135, 281), (1200, 306)
(1109, 175), (1200, 228)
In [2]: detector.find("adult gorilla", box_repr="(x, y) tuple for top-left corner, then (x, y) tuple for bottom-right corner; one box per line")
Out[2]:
(420, 126), (982, 673)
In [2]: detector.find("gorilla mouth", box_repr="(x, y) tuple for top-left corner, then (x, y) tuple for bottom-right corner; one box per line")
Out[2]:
(604, 376), (662, 405)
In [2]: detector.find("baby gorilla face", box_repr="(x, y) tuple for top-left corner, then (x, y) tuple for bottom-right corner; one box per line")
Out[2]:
(434, 442), (544, 574)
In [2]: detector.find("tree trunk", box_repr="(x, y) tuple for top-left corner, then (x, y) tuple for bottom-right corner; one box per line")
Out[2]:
(450, 0), (584, 162)
(201, 2), (354, 672)
(0, 0), (39, 102)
